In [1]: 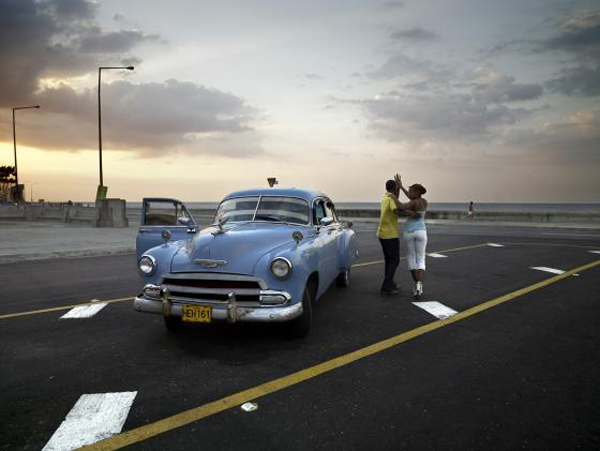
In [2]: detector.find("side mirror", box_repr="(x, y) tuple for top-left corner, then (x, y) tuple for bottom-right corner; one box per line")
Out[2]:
(347, 221), (353, 229)
(319, 217), (334, 227)
(178, 217), (192, 226)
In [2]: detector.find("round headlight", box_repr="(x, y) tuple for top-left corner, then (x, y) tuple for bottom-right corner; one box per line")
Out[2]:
(138, 255), (156, 275)
(270, 257), (292, 279)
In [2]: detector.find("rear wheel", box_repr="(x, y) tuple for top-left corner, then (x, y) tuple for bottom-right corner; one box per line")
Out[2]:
(164, 315), (183, 332)
(335, 268), (350, 287)
(287, 286), (312, 338)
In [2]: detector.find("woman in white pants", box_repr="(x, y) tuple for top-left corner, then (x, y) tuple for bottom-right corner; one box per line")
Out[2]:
(388, 175), (428, 298)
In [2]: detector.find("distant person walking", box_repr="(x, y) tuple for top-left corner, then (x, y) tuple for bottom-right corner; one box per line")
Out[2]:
(377, 175), (416, 295)
(387, 176), (428, 298)
(467, 201), (474, 220)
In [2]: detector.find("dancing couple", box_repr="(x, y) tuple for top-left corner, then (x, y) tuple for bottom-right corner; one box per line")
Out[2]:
(376, 174), (428, 298)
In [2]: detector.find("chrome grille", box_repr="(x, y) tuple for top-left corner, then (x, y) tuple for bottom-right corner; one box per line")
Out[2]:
(161, 273), (265, 305)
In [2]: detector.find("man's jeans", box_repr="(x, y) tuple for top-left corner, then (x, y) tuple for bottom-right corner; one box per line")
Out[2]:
(379, 238), (400, 292)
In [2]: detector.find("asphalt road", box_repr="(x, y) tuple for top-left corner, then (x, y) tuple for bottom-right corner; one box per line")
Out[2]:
(1, 224), (599, 450)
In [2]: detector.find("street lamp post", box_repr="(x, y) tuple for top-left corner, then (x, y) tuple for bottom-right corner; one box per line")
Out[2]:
(30, 182), (37, 203)
(97, 65), (134, 200)
(12, 105), (41, 202)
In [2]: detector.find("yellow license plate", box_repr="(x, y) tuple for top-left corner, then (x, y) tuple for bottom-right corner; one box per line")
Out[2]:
(181, 305), (212, 323)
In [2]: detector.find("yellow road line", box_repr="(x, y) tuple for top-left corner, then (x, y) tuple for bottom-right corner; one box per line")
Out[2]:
(1, 243), (490, 320)
(82, 258), (600, 451)
(0, 297), (133, 320)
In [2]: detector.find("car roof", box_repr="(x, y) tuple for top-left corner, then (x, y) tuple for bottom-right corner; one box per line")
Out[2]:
(223, 188), (329, 202)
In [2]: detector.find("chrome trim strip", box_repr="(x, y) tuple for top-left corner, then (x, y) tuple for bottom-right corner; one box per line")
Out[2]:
(193, 259), (228, 268)
(252, 195), (262, 221)
(159, 273), (269, 290)
(169, 296), (261, 307)
(134, 295), (303, 322)
(163, 285), (261, 296)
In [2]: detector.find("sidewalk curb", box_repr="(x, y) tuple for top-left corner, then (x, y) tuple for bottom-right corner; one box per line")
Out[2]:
(0, 247), (135, 265)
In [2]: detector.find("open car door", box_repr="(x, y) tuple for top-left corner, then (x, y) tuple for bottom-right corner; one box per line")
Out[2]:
(136, 198), (197, 259)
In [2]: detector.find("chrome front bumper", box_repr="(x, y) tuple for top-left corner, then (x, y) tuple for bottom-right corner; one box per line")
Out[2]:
(134, 292), (303, 323)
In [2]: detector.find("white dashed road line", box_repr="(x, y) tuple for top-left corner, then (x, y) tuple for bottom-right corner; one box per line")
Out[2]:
(412, 301), (458, 319)
(589, 250), (600, 254)
(427, 253), (448, 258)
(487, 243), (504, 247)
(60, 301), (107, 319)
(43, 392), (137, 451)
(531, 266), (565, 275)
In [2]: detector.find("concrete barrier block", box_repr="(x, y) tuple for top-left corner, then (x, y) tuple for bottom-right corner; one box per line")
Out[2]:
(95, 199), (129, 228)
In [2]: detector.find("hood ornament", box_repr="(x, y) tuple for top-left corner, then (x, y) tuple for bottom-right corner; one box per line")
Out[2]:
(194, 259), (228, 268)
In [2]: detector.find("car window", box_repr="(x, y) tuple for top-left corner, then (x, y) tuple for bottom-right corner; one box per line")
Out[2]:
(313, 200), (326, 225)
(255, 196), (310, 224)
(325, 200), (339, 223)
(214, 197), (260, 224)
(144, 201), (178, 226)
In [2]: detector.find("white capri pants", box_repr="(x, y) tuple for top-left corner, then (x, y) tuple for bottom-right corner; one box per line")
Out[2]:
(403, 230), (428, 271)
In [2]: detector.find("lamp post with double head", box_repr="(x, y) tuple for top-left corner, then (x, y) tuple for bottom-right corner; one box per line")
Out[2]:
(12, 105), (41, 202)
(97, 65), (134, 199)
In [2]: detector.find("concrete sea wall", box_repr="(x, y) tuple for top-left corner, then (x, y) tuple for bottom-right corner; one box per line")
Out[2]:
(2, 205), (600, 225)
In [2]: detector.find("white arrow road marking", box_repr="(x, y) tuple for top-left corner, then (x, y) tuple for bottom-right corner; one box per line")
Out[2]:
(427, 253), (448, 258)
(60, 301), (107, 319)
(43, 392), (137, 451)
(531, 266), (565, 275)
(412, 301), (458, 320)
(487, 243), (504, 247)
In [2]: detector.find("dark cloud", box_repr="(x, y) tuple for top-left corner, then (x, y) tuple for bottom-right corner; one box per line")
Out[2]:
(0, 0), (153, 105)
(79, 29), (161, 53)
(471, 68), (543, 103)
(357, 67), (539, 143)
(390, 28), (438, 42)
(542, 11), (600, 55)
(367, 53), (452, 83)
(539, 10), (600, 97)
(0, 0), (262, 157)
(46, 0), (96, 21)
(362, 91), (525, 143)
(504, 111), (600, 164)
(382, 1), (404, 10)
(546, 65), (600, 96)
(0, 80), (261, 157)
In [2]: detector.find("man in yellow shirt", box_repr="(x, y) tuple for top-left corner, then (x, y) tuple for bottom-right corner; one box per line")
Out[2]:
(377, 176), (414, 295)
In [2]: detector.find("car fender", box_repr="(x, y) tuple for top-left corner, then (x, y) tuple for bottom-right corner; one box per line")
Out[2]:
(339, 228), (359, 270)
(137, 241), (184, 286)
(252, 235), (321, 304)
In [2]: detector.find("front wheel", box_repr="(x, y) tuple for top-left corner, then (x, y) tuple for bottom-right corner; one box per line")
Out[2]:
(287, 286), (312, 338)
(335, 268), (350, 287)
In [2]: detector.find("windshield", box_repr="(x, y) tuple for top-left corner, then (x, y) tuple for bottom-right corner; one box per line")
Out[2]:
(255, 196), (310, 224)
(213, 196), (310, 225)
(214, 196), (260, 224)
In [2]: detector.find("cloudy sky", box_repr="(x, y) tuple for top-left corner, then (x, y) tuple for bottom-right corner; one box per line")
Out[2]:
(1, 0), (599, 203)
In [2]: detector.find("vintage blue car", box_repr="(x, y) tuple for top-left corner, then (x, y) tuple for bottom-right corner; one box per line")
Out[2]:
(134, 188), (358, 337)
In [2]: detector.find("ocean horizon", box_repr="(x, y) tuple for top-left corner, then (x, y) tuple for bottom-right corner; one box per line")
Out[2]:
(125, 201), (600, 214)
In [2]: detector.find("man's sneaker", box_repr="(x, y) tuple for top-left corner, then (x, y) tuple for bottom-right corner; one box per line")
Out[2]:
(381, 288), (400, 296)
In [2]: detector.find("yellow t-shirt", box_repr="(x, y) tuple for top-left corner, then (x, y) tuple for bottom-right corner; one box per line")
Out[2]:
(377, 193), (399, 239)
